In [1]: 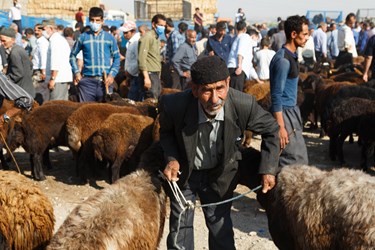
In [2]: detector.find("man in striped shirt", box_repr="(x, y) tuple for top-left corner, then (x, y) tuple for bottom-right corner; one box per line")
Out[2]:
(70, 7), (120, 102)
(0, 71), (34, 123)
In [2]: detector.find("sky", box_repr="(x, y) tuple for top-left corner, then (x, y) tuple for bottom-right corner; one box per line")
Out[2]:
(101, 0), (375, 22)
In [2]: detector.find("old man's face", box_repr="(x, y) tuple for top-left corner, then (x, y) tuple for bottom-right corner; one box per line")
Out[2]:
(192, 77), (230, 118)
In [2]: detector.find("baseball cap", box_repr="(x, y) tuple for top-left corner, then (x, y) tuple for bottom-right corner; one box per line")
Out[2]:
(119, 21), (136, 33)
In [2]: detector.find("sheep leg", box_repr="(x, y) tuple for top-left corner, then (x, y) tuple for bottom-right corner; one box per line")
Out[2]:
(0, 147), (9, 170)
(43, 149), (52, 169)
(329, 134), (337, 161)
(32, 154), (46, 181)
(337, 133), (347, 165)
(111, 158), (123, 184)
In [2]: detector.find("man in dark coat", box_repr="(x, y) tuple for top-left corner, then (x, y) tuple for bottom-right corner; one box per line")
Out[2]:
(159, 56), (280, 250)
(0, 27), (35, 98)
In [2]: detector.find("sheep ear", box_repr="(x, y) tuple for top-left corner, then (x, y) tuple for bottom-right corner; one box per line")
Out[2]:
(14, 115), (22, 123)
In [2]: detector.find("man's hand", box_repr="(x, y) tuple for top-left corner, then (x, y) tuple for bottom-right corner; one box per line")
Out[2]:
(182, 71), (190, 78)
(163, 160), (180, 182)
(279, 126), (289, 149)
(48, 79), (55, 90)
(363, 73), (368, 82)
(105, 75), (115, 86)
(74, 72), (82, 85)
(144, 76), (151, 90)
(235, 66), (242, 75)
(261, 174), (276, 193)
(208, 51), (214, 56)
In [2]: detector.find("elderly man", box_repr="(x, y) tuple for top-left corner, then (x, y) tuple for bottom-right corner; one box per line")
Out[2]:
(0, 27), (35, 98)
(160, 56), (280, 249)
(171, 29), (197, 90)
(42, 20), (72, 101)
(313, 22), (328, 63)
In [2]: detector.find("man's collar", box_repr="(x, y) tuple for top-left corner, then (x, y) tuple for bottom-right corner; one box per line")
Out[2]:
(282, 45), (298, 58)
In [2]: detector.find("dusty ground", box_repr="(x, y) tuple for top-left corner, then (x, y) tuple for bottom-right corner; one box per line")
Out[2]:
(5, 129), (374, 250)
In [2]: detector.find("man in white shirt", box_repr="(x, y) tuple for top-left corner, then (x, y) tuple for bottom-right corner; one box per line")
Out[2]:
(227, 21), (262, 91)
(43, 19), (72, 100)
(336, 13), (358, 68)
(254, 37), (276, 81)
(8, 0), (22, 34)
(120, 21), (142, 101)
(31, 23), (49, 103)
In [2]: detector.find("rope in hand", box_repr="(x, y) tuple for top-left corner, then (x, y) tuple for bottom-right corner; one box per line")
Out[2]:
(0, 132), (21, 174)
(159, 170), (262, 249)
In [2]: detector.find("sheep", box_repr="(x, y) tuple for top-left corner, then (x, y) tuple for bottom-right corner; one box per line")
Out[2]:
(358, 114), (375, 171)
(257, 165), (375, 250)
(6, 103), (83, 180)
(89, 113), (155, 183)
(47, 169), (167, 250)
(327, 98), (375, 164)
(0, 170), (55, 249)
(243, 82), (270, 101)
(0, 99), (38, 170)
(66, 103), (144, 153)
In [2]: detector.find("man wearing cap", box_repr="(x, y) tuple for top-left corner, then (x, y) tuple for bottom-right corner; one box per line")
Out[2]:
(119, 21), (142, 101)
(159, 56), (280, 249)
(42, 19), (72, 101)
(70, 7), (120, 102)
(0, 27), (35, 98)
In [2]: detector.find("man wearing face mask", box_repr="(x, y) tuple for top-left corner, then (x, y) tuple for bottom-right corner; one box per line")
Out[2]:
(70, 7), (120, 102)
(138, 14), (166, 100)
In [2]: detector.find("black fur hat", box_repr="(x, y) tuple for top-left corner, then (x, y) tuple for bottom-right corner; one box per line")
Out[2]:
(191, 56), (229, 85)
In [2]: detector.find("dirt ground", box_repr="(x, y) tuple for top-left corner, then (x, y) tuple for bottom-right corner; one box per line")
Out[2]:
(5, 129), (374, 250)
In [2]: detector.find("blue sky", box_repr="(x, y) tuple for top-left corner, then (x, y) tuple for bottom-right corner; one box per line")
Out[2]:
(101, 0), (375, 22)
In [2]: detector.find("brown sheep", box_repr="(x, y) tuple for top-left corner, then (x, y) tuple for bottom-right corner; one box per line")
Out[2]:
(6, 103), (82, 180)
(257, 165), (375, 250)
(66, 103), (143, 153)
(243, 82), (270, 101)
(47, 169), (167, 250)
(0, 99), (38, 170)
(0, 170), (55, 250)
(91, 113), (155, 183)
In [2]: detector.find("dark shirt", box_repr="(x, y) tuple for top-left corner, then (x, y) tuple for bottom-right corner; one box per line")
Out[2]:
(270, 46), (299, 112)
(364, 35), (375, 74)
(206, 35), (233, 64)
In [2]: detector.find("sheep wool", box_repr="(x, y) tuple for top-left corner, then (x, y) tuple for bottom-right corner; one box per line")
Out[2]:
(258, 165), (375, 250)
(47, 169), (166, 250)
(0, 171), (55, 250)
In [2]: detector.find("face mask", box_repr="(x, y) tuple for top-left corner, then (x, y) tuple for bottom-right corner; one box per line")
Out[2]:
(155, 25), (165, 36)
(42, 30), (50, 39)
(90, 22), (102, 32)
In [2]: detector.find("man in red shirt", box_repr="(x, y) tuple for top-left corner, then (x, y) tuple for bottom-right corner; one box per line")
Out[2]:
(75, 7), (85, 29)
(193, 8), (204, 34)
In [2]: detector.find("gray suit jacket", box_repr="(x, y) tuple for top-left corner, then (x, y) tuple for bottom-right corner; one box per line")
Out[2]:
(6, 45), (35, 98)
(159, 88), (280, 198)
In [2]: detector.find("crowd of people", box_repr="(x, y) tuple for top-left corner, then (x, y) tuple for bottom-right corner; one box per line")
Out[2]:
(1, 3), (375, 249)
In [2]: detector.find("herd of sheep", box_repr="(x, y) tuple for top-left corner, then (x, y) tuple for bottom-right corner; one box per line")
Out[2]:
(0, 68), (374, 249)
